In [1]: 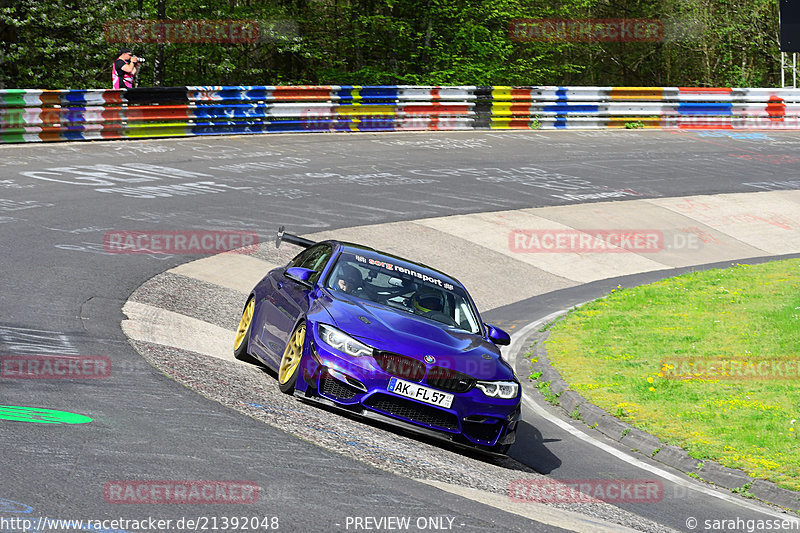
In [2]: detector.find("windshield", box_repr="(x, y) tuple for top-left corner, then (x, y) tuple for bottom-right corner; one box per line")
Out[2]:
(325, 252), (482, 335)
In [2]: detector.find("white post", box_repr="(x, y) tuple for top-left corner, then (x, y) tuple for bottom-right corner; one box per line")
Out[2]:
(782, 52), (799, 89)
(782, 52), (786, 88)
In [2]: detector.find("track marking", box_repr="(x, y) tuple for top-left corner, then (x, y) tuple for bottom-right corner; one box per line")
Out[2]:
(122, 301), (240, 364)
(168, 254), (278, 293)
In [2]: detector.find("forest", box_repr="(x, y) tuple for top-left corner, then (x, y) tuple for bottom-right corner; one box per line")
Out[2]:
(0, 0), (784, 89)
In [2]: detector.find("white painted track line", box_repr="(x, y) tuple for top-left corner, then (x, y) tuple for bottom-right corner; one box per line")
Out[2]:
(122, 301), (240, 364)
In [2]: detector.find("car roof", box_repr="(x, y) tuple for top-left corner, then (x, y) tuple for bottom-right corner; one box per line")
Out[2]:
(330, 241), (466, 290)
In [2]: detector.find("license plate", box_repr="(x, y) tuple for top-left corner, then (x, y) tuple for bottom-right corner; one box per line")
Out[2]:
(387, 378), (454, 409)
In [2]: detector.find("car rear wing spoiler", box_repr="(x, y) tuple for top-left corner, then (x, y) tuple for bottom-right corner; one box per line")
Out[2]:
(276, 226), (315, 249)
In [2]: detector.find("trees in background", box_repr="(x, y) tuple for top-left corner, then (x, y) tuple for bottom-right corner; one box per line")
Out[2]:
(0, 0), (784, 89)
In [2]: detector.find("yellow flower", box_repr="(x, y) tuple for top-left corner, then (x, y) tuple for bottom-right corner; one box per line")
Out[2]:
(658, 372), (664, 377)
(649, 387), (655, 391)
(647, 377), (654, 383)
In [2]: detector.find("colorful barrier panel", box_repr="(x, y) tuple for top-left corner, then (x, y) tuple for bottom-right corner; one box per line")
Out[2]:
(2, 85), (800, 143)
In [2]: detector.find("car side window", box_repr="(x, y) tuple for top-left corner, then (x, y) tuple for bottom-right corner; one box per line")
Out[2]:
(290, 244), (332, 284)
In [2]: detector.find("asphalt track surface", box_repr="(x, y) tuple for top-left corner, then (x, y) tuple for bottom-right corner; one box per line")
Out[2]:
(2, 130), (800, 532)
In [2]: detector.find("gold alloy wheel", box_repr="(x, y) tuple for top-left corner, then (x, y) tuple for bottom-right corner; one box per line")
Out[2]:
(234, 298), (255, 351)
(279, 323), (306, 385)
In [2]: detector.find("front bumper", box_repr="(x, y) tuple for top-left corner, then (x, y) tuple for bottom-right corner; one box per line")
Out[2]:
(297, 333), (521, 449)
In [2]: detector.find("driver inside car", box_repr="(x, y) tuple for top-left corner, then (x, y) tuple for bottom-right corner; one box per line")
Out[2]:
(411, 286), (445, 315)
(333, 264), (363, 295)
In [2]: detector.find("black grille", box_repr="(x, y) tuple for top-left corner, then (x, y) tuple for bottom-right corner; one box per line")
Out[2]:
(426, 366), (476, 393)
(320, 374), (357, 400)
(373, 351), (425, 382)
(462, 418), (504, 444)
(365, 394), (458, 431)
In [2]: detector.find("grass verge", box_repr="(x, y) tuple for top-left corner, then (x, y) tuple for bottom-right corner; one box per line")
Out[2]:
(545, 259), (800, 491)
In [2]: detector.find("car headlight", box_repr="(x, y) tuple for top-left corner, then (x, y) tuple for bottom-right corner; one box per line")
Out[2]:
(318, 324), (373, 358)
(475, 380), (519, 399)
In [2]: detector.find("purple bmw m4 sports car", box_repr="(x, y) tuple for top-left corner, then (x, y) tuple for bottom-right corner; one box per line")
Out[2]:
(233, 228), (521, 454)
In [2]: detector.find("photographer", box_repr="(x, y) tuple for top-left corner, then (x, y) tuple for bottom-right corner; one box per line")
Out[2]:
(112, 48), (143, 89)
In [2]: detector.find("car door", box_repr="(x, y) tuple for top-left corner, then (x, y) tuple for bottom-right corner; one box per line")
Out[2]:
(254, 244), (333, 365)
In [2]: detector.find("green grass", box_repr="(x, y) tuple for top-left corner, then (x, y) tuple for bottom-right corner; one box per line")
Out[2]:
(537, 380), (560, 405)
(545, 259), (800, 491)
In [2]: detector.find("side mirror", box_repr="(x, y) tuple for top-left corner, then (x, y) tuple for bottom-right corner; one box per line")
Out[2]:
(485, 324), (511, 346)
(284, 267), (316, 288)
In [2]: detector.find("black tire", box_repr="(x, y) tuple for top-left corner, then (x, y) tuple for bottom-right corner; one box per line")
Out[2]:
(278, 322), (306, 394)
(233, 297), (255, 361)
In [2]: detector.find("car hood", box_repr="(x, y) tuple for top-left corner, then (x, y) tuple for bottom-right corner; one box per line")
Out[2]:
(318, 291), (513, 380)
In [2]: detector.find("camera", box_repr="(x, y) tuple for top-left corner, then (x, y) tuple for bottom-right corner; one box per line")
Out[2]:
(134, 56), (146, 63)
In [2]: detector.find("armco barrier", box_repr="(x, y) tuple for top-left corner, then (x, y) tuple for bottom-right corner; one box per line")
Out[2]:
(2, 85), (800, 143)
